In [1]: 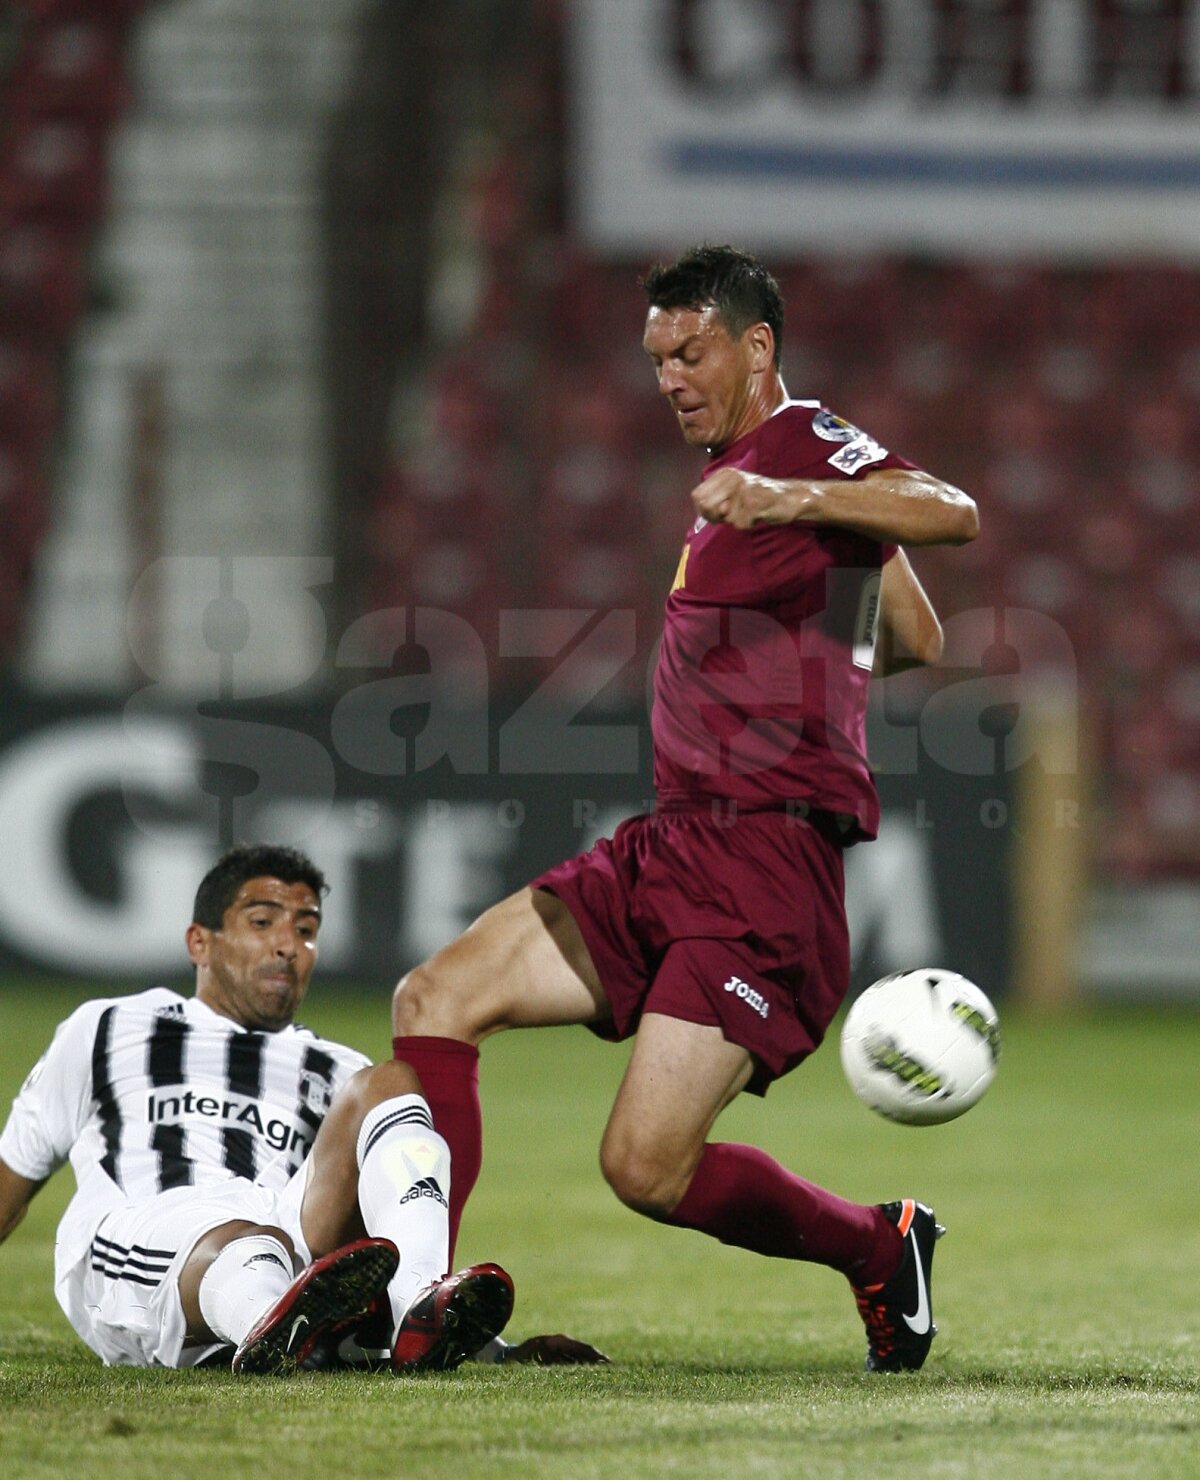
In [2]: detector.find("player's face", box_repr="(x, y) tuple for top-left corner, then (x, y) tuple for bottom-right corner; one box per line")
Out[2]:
(190, 876), (321, 1032)
(643, 305), (761, 452)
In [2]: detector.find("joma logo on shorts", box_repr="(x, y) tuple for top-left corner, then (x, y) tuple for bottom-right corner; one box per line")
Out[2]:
(723, 976), (769, 1019)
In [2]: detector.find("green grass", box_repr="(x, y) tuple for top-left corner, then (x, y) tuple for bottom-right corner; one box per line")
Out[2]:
(1, 982), (1197, 1479)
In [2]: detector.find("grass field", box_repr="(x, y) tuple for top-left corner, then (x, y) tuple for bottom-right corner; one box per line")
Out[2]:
(0, 981), (1197, 1480)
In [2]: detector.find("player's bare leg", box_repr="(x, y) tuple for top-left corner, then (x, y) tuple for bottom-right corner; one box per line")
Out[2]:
(301, 1057), (514, 1365)
(174, 1060), (438, 1373)
(179, 1218), (298, 1340)
(299, 1059), (425, 1257)
(600, 1010), (907, 1294)
(599, 1013), (753, 1215)
(174, 1061), (427, 1325)
(178, 1058), (504, 1372)
(175, 1216), (394, 1374)
(393, 887), (609, 1042)
(392, 887), (608, 1257)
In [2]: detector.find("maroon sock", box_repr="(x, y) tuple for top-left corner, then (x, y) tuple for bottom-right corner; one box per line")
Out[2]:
(665, 1142), (902, 1286)
(392, 1035), (481, 1265)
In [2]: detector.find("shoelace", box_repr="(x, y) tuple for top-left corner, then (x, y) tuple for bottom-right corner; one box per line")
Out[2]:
(853, 1286), (896, 1356)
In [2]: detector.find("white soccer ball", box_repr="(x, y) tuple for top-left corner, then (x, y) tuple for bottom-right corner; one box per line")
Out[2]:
(840, 968), (1001, 1126)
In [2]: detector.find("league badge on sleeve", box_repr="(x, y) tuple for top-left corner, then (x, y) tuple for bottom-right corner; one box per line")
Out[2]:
(811, 409), (861, 443)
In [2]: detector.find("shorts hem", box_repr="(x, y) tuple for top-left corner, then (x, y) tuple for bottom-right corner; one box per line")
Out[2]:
(531, 879), (633, 1037)
(536, 880), (794, 1096)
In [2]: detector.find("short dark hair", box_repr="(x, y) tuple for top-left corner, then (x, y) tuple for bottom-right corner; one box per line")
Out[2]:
(641, 244), (784, 367)
(192, 844), (327, 929)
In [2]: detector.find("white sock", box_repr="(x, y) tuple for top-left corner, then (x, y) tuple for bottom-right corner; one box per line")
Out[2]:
(197, 1233), (294, 1347)
(356, 1095), (451, 1334)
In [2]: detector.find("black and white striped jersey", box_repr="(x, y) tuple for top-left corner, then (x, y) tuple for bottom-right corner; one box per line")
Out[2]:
(0, 987), (370, 1200)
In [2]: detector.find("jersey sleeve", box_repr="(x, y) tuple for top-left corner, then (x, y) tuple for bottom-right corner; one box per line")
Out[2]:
(0, 999), (106, 1181)
(746, 411), (912, 597)
(794, 441), (907, 569)
(747, 467), (906, 599)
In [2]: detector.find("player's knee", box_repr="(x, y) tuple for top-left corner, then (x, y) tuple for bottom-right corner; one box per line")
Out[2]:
(392, 958), (463, 1036)
(392, 941), (509, 1040)
(185, 1220), (296, 1280)
(599, 1135), (687, 1219)
(339, 1060), (422, 1118)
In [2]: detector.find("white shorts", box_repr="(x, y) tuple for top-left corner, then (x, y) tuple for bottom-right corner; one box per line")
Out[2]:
(59, 1166), (312, 1368)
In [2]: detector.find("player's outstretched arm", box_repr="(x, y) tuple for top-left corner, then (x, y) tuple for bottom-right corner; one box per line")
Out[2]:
(873, 549), (943, 677)
(692, 466), (979, 546)
(0, 1157), (45, 1246)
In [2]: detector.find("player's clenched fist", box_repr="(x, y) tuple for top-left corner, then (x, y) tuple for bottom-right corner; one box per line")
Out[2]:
(689, 466), (811, 528)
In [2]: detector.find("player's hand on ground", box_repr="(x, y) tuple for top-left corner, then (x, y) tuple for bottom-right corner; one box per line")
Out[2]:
(691, 467), (810, 529)
(503, 1333), (610, 1365)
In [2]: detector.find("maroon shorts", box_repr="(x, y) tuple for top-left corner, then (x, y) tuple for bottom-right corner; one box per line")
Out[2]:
(530, 806), (850, 1095)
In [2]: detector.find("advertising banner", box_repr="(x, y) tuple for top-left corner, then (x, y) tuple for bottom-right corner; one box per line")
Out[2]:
(572, 1), (1200, 259)
(0, 684), (1012, 998)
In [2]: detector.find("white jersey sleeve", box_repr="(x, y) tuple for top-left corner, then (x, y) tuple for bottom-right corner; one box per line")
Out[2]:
(0, 998), (110, 1182)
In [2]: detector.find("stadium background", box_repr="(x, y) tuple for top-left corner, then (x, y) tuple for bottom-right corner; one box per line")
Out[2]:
(0, 0), (1197, 1014)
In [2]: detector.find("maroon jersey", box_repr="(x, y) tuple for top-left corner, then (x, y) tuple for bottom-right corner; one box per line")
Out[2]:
(651, 400), (910, 839)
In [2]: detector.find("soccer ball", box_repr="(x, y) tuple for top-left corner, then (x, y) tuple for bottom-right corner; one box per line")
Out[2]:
(840, 968), (1001, 1126)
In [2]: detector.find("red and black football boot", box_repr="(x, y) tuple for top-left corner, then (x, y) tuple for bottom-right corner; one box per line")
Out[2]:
(852, 1199), (945, 1372)
(391, 1262), (514, 1373)
(232, 1237), (399, 1376)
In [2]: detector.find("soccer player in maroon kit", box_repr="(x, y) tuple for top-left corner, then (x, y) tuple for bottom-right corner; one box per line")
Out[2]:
(392, 245), (979, 1371)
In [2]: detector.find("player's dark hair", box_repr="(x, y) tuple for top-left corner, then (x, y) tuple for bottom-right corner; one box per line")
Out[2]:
(641, 244), (784, 367)
(192, 844), (327, 929)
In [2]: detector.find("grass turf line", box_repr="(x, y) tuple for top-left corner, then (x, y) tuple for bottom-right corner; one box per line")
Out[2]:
(0, 981), (1196, 1480)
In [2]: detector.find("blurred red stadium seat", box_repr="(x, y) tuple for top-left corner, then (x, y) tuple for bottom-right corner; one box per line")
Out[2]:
(0, 117), (107, 225)
(3, 17), (130, 124)
(0, 221), (83, 338)
(0, 448), (49, 557)
(10, 0), (141, 22)
(0, 340), (58, 453)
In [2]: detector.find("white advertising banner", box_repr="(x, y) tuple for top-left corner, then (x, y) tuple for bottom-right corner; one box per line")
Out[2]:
(570, 0), (1200, 259)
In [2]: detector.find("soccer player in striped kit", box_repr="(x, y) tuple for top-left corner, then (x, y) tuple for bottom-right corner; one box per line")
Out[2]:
(0, 845), (598, 1373)
(392, 246), (980, 1372)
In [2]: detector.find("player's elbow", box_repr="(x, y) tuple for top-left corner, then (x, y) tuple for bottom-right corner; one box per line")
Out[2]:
(896, 613), (945, 669)
(917, 614), (944, 666)
(0, 1159), (42, 1244)
(0, 1201), (28, 1244)
(947, 489), (979, 545)
(877, 609), (944, 674)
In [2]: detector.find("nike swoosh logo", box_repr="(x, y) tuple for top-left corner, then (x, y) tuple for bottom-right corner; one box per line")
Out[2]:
(902, 1230), (931, 1334)
(287, 1314), (310, 1350)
